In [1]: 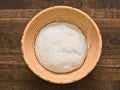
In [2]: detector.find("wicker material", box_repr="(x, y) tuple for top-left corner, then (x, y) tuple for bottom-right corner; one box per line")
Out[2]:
(21, 6), (102, 84)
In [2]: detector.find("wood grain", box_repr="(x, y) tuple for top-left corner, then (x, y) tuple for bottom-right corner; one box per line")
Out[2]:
(13, 81), (120, 90)
(0, 9), (120, 18)
(0, 0), (120, 89)
(0, 0), (119, 9)
(87, 0), (120, 9)
(0, 81), (119, 90)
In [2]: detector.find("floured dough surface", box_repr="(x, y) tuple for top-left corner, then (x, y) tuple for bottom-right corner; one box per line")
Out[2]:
(35, 22), (88, 73)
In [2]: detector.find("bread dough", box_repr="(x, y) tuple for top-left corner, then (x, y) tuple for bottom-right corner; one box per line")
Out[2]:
(35, 22), (88, 73)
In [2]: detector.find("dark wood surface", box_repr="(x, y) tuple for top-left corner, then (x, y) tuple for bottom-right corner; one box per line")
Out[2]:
(0, 0), (120, 90)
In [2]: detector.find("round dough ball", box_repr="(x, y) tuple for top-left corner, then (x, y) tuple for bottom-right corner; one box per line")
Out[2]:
(35, 22), (88, 73)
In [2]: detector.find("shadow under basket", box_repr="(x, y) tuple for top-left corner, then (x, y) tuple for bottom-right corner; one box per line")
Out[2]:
(21, 6), (102, 84)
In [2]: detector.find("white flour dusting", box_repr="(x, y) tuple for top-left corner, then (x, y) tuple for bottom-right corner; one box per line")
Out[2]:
(35, 22), (88, 73)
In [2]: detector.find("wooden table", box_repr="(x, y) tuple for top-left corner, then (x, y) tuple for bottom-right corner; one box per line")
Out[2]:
(0, 0), (120, 90)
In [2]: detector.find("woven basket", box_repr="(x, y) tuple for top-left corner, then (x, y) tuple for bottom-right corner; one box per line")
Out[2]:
(21, 6), (102, 84)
